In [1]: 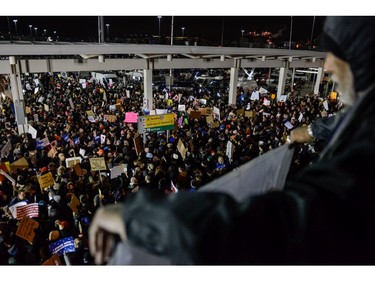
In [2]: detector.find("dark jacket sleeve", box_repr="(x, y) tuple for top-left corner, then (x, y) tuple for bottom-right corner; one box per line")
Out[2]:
(310, 109), (348, 141)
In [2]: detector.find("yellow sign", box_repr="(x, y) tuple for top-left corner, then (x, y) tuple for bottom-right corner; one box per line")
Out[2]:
(89, 157), (107, 171)
(38, 172), (55, 190)
(330, 91), (338, 100)
(142, 114), (174, 129)
(68, 193), (81, 214)
(16, 217), (39, 243)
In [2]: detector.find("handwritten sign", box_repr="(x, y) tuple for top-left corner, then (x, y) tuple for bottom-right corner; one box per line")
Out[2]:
(65, 157), (81, 168)
(16, 217), (39, 243)
(89, 157), (107, 171)
(38, 172), (55, 190)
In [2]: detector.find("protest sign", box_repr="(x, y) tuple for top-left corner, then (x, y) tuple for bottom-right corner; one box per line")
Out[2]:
(16, 216), (39, 243)
(89, 157), (107, 171)
(38, 172), (55, 190)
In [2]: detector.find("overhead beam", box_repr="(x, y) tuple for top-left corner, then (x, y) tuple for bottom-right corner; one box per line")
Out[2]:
(0, 43), (327, 58)
(0, 57), (326, 74)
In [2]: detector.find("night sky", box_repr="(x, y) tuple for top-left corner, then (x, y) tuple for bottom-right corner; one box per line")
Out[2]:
(0, 16), (325, 45)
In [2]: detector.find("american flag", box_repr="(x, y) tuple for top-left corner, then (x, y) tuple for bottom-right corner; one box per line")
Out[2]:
(16, 203), (39, 220)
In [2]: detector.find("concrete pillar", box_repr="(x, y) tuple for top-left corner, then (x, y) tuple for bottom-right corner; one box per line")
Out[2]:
(277, 66), (288, 101)
(313, 67), (324, 95)
(228, 66), (239, 105)
(9, 56), (27, 135)
(143, 69), (153, 111)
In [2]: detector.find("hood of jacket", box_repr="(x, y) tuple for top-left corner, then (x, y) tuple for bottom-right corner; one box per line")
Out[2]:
(321, 16), (375, 93)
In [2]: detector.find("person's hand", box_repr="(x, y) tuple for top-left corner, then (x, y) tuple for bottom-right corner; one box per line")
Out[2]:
(88, 203), (127, 265)
(289, 126), (314, 143)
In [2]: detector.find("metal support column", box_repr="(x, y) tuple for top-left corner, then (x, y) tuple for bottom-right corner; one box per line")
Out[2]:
(143, 68), (153, 112)
(313, 67), (324, 95)
(9, 56), (27, 135)
(228, 59), (240, 105)
(277, 63), (289, 101)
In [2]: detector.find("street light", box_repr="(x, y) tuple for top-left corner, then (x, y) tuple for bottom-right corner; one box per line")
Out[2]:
(44, 29), (47, 36)
(181, 27), (185, 37)
(241, 29), (245, 37)
(289, 16), (293, 50)
(106, 24), (110, 40)
(310, 16), (316, 49)
(157, 16), (162, 38)
(34, 27), (38, 39)
(29, 25), (32, 36)
(13, 19), (18, 36)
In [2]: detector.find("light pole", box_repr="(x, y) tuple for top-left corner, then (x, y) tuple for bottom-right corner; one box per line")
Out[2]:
(106, 24), (110, 40)
(241, 29), (245, 38)
(310, 16), (316, 49)
(34, 27), (38, 39)
(44, 29), (47, 37)
(181, 27), (185, 37)
(13, 19), (18, 36)
(29, 25), (32, 37)
(157, 16), (162, 38)
(289, 16), (293, 50)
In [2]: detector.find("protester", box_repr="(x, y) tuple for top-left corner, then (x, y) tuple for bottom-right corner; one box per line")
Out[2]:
(88, 16), (375, 265)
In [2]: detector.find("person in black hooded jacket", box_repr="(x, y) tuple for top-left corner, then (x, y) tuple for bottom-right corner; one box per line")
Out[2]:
(88, 16), (375, 265)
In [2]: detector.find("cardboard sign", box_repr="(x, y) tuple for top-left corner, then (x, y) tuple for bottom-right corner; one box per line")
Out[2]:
(68, 193), (80, 214)
(42, 254), (62, 266)
(198, 107), (212, 115)
(133, 135), (143, 156)
(16, 216), (39, 243)
(65, 157), (81, 168)
(89, 157), (107, 171)
(245, 110), (254, 118)
(236, 108), (245, 116)
(189, 111), (201, 120)
(206, 115), (213, 124)
(177, 139), (187, 160)
(38, 172), (55, 190)
(108, 115), (117, 122)
(10, 157), (29, 173)
(73, 163), (83, 176)
(212, 121), (220, 128)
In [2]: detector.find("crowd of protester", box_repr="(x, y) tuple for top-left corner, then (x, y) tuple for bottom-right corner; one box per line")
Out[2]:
(0, 71), (343, 265)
